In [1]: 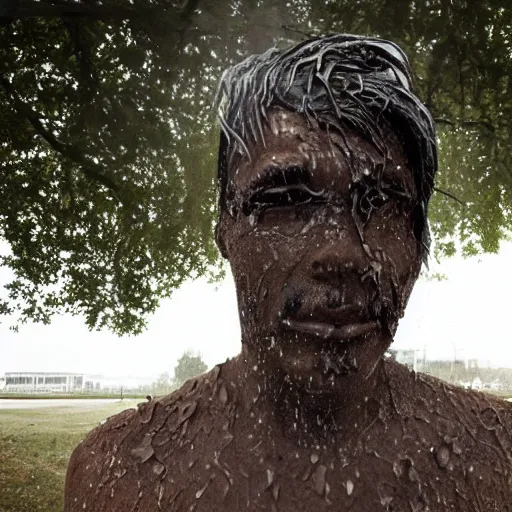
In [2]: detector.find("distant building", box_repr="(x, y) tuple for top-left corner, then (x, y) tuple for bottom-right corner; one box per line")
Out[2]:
(3, 372), (102, 393)
(0, 376), (5, 390)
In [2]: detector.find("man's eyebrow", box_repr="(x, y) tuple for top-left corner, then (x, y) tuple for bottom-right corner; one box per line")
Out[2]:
(246, 165), (311, 191)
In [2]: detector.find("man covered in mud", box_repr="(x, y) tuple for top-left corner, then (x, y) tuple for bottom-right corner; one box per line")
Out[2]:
(64, 35), (512, 511)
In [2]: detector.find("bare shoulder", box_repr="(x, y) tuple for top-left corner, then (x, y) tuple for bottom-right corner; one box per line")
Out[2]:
(64, 364), (227, 512)
(388, 359), (512, 425)
(383, 360), (512, 507)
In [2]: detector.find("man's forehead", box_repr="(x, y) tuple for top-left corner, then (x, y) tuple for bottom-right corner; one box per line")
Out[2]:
(232, 111), (322, 188)
(231, 109), (414, 192)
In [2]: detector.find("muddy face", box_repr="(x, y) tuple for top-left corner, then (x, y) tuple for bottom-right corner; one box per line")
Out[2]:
(218, 109), (422, 395)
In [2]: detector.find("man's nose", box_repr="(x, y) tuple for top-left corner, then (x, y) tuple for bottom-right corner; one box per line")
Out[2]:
(310, 235), (370, 284)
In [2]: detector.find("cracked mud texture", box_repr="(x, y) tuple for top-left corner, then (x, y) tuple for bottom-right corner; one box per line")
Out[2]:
(64, 359), (512, 511)
(65, 35), (512, 511)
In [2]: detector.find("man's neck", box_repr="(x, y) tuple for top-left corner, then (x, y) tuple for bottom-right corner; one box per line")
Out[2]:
(225, 350), (390, 448)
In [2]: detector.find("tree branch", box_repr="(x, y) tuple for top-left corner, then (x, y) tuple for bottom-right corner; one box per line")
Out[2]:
(433, 186), (466, 206)
(434, 117), (495, 133)
(0, 74), (125, 204)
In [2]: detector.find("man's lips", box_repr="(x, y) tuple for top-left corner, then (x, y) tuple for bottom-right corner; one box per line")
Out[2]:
(280, 304), (379, 340)
(281, 318), (379, 340)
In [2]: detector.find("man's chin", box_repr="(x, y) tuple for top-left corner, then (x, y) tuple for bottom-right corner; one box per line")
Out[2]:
(278, 349), (359, 395)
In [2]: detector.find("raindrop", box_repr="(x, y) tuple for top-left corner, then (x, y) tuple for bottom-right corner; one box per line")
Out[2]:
(435, 444), (451, 469)
(218, 384), (228, 404)
(152, 463), (165, 476)
(272, 481), (280, 501)
(346, 479), (354, 496)
(195, 479), (210, 499)
(311, 464), (327, 496)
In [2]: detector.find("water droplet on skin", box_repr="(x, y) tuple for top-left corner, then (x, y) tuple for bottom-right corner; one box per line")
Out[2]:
(310, 453), (319, 464)
(311, 464), (327, 495)
(435, 444), (451, 469)
(272, 481), (280, 501)
(152, 462), (165, 476)
(266, 468), (275, 487)
(346, 479), (354, 495)
(195, 480), (210, 499)
(219, 384), (228, 404)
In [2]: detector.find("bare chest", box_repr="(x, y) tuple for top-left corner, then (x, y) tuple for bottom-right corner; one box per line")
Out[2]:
(96, 426), (512, 512)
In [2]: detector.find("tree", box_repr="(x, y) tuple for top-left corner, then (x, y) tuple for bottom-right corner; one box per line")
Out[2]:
(172, 350), (207, 388)
(1, 0), (511, 334)
(0, 2), (224, 334)
(151, 371), (173, 397)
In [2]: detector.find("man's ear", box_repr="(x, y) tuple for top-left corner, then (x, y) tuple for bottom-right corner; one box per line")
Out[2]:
(215, 215), (229, 259)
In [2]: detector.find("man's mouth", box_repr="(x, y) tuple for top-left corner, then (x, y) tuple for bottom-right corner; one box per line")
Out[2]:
(281, 318), (379, 340)
(280, 304), (379, 340)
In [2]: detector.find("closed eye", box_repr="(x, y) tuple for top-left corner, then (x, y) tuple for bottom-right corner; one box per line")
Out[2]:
(241, 165), (326, 215)
(243, 183), (326, 215)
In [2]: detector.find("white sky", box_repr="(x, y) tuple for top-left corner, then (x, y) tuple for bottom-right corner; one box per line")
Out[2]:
(1, 241), (511, 381)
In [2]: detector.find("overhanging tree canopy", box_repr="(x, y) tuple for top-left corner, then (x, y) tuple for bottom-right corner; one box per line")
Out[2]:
(1, 0), (511, 334)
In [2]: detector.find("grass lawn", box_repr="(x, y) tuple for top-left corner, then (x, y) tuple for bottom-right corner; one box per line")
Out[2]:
(0, 400), (139, 512)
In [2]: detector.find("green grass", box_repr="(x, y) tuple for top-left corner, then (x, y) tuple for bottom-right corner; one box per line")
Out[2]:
(0, 400), (139, 512)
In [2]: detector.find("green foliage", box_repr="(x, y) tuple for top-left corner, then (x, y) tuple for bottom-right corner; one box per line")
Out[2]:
(1, 1), (511, 334)
(0, 4), (221, 334)
(149, 350), (207, 396)
(173, 349), (208, 388)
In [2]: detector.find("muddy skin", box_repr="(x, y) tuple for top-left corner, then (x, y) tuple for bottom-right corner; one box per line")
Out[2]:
(64, 37), (512, 511)
(65, 111), (512, 511)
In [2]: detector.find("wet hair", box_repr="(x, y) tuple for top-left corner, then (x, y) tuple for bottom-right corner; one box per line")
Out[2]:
(216, 34), (438, 258)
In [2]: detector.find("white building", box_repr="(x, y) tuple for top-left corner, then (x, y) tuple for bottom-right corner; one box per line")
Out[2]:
(3, 372), (102, 393)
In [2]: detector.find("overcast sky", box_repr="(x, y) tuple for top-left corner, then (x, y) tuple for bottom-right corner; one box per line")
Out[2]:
(1, 241), (511, 382)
